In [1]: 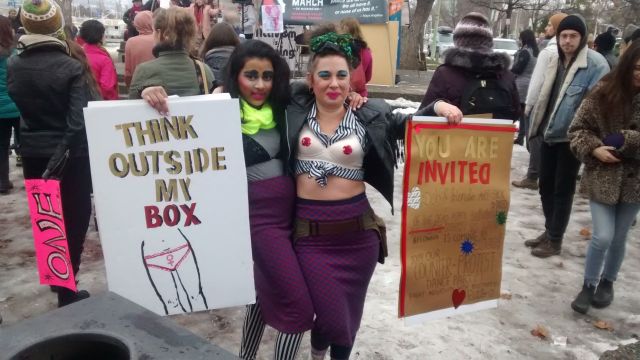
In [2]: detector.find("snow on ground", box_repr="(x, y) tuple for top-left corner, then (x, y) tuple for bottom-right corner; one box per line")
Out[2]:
(1, 118), (639, 359)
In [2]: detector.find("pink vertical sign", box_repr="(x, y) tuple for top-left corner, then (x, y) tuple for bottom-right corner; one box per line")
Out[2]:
(24, 179), (77, 291)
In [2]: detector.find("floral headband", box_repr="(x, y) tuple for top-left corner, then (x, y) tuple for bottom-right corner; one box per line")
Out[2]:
(309, 32), (359, 67)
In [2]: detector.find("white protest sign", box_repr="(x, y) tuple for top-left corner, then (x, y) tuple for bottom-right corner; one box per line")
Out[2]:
(84, 95), (255, 316)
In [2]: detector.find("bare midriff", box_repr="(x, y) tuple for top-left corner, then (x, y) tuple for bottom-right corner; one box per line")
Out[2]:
(296, 174), (366, 200)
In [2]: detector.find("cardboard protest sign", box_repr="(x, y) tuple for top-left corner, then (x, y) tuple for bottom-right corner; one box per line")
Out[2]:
(84, 95), (255, 316)
(399, 117), (515, 324)
(271, 0), (387, 25)
(25, 179), (77, 291)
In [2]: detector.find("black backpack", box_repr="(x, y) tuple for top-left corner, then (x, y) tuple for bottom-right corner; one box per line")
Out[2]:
(459, 73), (516, 120)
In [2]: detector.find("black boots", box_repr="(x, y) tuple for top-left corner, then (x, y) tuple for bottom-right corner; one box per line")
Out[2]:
(571, 283), (596, 314)
(57, 288), (91, 308)
(592, 279), (614, 309)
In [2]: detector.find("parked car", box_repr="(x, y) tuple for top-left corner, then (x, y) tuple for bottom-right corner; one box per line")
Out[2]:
(493, 38), (518, 58)
(424, 26), (454, 59)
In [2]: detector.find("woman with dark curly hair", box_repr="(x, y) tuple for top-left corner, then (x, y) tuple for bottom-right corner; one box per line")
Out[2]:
(143, 39), (316, 360)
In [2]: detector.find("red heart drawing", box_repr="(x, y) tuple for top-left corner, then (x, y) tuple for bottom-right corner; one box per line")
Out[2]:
(452, 289), (466, 309)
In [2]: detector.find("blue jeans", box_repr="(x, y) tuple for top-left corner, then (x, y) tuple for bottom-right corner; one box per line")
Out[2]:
(584, 200), (640, 286)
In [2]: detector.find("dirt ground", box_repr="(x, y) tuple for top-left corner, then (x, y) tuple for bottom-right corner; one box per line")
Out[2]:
(1, 126), (638, 359)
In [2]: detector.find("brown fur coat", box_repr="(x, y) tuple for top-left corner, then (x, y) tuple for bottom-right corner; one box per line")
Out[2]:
(568, 92), (640, 205)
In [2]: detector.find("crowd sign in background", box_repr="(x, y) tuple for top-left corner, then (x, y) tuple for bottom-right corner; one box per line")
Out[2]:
(279, 0), (388, 25)
(83, 95), (255, 316)
(399, 117), (516, 323)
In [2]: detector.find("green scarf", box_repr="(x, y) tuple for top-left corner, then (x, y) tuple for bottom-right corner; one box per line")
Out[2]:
(240, 99), (276, 135)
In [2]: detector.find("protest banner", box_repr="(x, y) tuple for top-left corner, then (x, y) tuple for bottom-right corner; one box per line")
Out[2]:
(84, 95), (255, 316)
(25, 179), (77, 291)
(273, 0), (387, 25)
(399, 117), (515, 324)
(254, 25), (302, 71)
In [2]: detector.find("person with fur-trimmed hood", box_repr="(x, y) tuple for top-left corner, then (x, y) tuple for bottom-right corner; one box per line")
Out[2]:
(419, 12), (520, 121)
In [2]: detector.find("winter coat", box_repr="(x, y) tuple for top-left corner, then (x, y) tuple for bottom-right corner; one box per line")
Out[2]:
(124, 34), (155, 87)
(418, 47), (521, 121)
(0, 48), (19, 119)
(84, 43), (119, 100)
(525, 37), (557, 112)
(287, 81), (430, 212)
(528, 46), (609, 143)
(602, 51), (618, 70)
(568, 92), (640, 205)
(124, 10), (155, 87)
(204, 46), (234, 85)
(129, 47), (215, 99)
(350, 46), (373, 97)
(7, 35), (91, 158)
(511, 46), (537, 104)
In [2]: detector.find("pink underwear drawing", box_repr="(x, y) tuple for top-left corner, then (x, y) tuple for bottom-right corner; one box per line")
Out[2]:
(143, 244), (191, 272)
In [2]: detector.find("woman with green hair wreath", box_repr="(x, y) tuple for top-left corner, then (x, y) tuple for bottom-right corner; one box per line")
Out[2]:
(287, 23), (460, 360)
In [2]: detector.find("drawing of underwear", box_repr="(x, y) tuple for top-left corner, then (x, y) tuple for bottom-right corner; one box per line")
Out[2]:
(144, 244), (191, 272)
(141, 229), (208, 315)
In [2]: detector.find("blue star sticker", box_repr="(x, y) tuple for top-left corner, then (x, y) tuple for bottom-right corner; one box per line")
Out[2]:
(460, 239), (474, 255)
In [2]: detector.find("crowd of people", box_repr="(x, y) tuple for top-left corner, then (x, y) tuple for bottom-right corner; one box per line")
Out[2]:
(0, 0), (639, 358)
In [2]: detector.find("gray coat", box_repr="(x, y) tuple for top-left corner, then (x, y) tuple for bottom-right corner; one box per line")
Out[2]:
(511, 46), (536, 104)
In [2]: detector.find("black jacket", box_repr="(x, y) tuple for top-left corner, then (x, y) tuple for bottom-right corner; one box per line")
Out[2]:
(8, 35), (91, 158)
(286, 81), (415, 212)
(204, 46), (235, 88)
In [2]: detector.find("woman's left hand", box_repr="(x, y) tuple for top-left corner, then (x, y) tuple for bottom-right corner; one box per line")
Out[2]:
(347, 92), (367, 111)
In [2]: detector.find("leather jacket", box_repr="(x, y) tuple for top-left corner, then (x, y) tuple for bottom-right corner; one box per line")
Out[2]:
(285, 81), (412, 212)
(8, 35), (91, 158)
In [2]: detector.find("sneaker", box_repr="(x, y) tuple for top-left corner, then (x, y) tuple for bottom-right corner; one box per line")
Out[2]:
(524, 232), (546, 248)
(592, 278), (614, 308)
(512, 177), (538, 190)
(571, 283), (596, 314)
(531, 239), (561, 258)
(514, 137), (524, 146)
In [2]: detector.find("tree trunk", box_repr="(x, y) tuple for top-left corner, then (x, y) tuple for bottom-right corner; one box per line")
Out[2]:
(55, 0), (73, 32)
(400, 0), (435, 70)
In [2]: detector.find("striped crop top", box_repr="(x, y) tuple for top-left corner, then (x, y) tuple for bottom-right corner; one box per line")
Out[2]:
(295, 103), (366, 187)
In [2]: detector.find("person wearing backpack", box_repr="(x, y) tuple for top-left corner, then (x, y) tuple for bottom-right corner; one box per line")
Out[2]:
(418, 12), (520, 122)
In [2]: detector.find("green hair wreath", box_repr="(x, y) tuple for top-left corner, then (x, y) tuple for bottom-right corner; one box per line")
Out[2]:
(309, 32), (357, 67)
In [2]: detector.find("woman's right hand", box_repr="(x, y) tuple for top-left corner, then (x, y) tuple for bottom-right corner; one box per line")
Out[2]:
(141, 86), (169, 116)
(592, 146), (621, 163)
